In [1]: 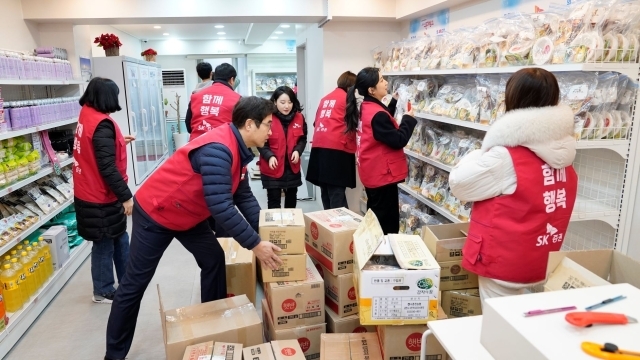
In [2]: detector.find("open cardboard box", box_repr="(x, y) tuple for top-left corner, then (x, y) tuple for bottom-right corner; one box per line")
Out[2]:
(219, 237), (257, 304)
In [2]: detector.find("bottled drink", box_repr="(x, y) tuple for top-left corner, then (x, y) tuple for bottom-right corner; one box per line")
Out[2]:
(26, 246), (42, 290)
(10, 258), (27, 304)
(1, 263), (23, 312)
(19, 251), (35, 297)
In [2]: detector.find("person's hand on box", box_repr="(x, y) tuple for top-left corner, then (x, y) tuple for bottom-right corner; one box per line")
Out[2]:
(252, 241), (283, 270)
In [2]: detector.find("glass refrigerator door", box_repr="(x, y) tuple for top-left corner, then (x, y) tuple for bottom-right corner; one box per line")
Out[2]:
(138, 65), (154, 179)
(148, 67), (167, 164)
(123, 62), (149, 185)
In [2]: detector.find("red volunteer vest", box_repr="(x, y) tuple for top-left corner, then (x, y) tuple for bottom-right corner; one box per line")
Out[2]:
(462, 146), (578, 283)
(73, 105), (128, 204)
(136, 124), (246, 231)
(259, 112), (304, 178)
(189, 82), (241, 141)
(356, 101), (407, 189)
(312, 88), (355, 154)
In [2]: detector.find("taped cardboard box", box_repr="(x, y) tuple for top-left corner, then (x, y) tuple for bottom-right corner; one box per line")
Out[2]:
(158, 286), (262, 360)
(260, 209), (306, 254)
(377, 307), (448, 360)
(441, 288), (482, 318)
(212, 342), (242, 360)
(544, 249), (640, 291)
(319, 334), (350, 360)
(319, 333), (383, 360)
(182, 341), (214, 360)
(264, 256), (325, 330)
(422, 223), (468, 262)
(304, 208), (363, 276)
(438, 260), (478, 291)
(243, 343), (276, 360)
(261, 254), (307, 282)
(353, 211), (440, 325)
(263, 299), (326, 360)
(310, 257), (358, 317)
(326, 307), (375, 334)
(272, 340), (307, 360)
(219, 238), (257, 305)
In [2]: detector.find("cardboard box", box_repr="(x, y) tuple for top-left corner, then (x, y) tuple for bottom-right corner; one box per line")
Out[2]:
(438, 260), (478, 291)
(320, 334), (350, 360)
(264, 256), (324, 330)
(159, 286), (262, 360)
(325, 307), (375, 334)
(41, 225), (70, 270)
(219, 238), (257, 304)
(353, 211), (440, 325)
(441, 289), (482, 318)
(260, 209), (306, 254)
(304, 208), (363, 276)
(271, 340), (307, 360)
(377, 307), (448, 360)
(263, 299), (326, 360)
(422, 223), (468, 262)
(310, 258), (357, 317)
(544, 256), (611, 291)
(182, 341), (214, 360)
(243, 343), (276, 360)
(212, 342), (242, 360)
(261, 254), (308, 282)
(319, 334), (383, 360)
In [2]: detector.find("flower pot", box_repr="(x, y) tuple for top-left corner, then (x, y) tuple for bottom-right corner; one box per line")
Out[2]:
(105, 47), (120, 57)
(144, 54), (157, 62)
(173, 132), (189, 150)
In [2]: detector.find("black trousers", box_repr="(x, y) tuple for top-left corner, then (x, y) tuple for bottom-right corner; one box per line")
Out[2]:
(365, 183), (400, 235)
(267, 188), (298, 209)
(105, 203), (226, 359)
(320, 184), (348, 210)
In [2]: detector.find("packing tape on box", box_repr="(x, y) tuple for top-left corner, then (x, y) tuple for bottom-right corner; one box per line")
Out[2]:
(165, 303), (257, 340)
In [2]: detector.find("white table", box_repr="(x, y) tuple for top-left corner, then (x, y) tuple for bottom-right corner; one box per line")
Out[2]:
(427, 316), (494, 360)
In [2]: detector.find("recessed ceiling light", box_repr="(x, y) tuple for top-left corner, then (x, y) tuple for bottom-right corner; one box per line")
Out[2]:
(215, 25), (224, 29)
(154, 26), (161, 29)
(275, 31), (283, 34)
(271, 36), (279, 39)
(280, 24), (290, 28)
(217, 32), (226, 35)
(163, 33), (169, 36)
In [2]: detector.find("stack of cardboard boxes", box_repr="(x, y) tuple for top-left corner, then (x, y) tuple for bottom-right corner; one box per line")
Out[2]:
(302, 208), (376, 335)
(259, 209), (327, 360)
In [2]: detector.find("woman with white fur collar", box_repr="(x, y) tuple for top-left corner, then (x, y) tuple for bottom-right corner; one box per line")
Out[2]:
(449, 68), (579, 304)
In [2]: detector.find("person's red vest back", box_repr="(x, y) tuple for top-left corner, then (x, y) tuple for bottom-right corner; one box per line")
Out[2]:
(312, 88), (355, 154)
(356, 101), (407, 189)
(259, 113), (304, 178)
(136, 124), (246, 231)
(189, 82), (241, 141)
(73, 105), (128, 204)
(462, 146), (578, 283)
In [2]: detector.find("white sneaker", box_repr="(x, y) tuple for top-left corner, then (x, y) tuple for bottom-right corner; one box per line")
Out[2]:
(92, 294), (114, 304)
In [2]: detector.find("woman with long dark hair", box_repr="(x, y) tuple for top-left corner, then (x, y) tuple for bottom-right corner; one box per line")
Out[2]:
(258, 86), (308, 209)
(345, 67), (417, 234)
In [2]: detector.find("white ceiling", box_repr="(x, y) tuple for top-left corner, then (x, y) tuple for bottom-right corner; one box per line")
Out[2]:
(111, 23), (303, 41)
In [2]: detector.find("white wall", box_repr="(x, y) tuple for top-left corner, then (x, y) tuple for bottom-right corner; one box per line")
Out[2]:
(90, 25), (142, 58)
(154, 55), (199, 93)
(145, 39), (295, 56)
(0, 0), (39, 51)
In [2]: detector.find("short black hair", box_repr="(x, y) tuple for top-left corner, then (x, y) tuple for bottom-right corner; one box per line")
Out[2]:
(506, 68), (560, 112)
(196, 62), (213, 81)
(79, 77), (122, 114)
(214, 63), (237, 82)
(232, 96), (276, 128)
(270, 86), (304, 113)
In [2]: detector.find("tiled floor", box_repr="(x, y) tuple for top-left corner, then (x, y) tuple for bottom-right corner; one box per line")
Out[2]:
(5, 174), (322, 360)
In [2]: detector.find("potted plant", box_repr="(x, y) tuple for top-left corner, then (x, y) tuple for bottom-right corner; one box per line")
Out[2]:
(141, 48), (158, 62)
(94, 33), (122, 56)
(165, 94), (188, 149)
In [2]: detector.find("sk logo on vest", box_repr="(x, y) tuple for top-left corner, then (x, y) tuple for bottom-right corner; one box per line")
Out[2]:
(536, 223), (558, 246)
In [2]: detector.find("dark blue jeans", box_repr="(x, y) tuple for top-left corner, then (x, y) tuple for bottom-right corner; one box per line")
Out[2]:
(91, 232), (130, 296)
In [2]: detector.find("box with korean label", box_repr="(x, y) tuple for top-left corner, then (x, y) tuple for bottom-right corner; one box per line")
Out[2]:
(319, 333), (383, 360)
(271, 340), (307, 360)
(263, 299), (325, 360)
(182, 341), (214, 360)
(304, 208), (363, 276)
(261, 254), (307, 283)
(219, 238), (256, 304)
(326, 307), (375, 334)
(438, 260), (478, 291)
(264, 256), (324, 330)
(260, 209), (306, 254)
(377, 307), (448, 360)
(353, 210), (440, 325)
(441, 288), (482, 318)
(212, 342), (242, 360)
(310, 257), (358, 317)
(422, 223), (468, 262)
(243, 343), (276, 360)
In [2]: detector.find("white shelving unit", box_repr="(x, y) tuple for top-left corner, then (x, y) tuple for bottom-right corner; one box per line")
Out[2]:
(250, 70), (297, 98)
(0, 157), (74, 198)
(386, 62), (640, 255)
(0, 79), (84, 86)
(0, 117), (77, 142)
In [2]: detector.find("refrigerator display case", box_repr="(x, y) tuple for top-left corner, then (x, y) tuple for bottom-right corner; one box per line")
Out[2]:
(92, 56), (168, 189)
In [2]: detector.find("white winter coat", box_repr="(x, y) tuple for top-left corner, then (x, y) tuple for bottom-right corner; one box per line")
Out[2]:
(449, 105), (576, 202)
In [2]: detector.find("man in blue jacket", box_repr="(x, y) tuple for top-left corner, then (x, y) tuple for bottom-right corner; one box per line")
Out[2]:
(104, 96), (282, 360)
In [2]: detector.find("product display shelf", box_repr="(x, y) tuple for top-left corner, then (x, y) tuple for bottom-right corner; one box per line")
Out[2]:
(0, 240), (90, 358)
(0, 117), (78, 142)
(404, 148), (453, 172)
(398, 183), (461, 223)
(0, 79), (85, 86)
(0, 157), (73, 198)
(0, 197), (74, 259)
